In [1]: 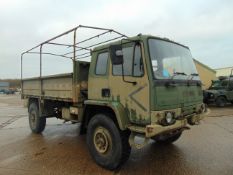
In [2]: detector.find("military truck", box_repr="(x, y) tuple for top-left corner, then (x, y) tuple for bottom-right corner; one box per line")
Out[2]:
(204, 71), (233, 107)
(21, 25), (208, 170)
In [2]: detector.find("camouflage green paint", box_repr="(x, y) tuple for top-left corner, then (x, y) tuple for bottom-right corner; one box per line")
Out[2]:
(84, 100), (129, 130)
(117, 95), (120, 102)
(130, 109), (137, 122)
(151, 85), (203, 111)
(128, 85), (148, 112)
(88, 35), (204, 129)
(204, 78), (233, 105)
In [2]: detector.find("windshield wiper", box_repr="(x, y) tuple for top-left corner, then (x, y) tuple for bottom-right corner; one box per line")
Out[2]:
(191, 73), (199, 76)
(171, 72), (187, 80)
(165, 72), (187, 88)
(187, 73), (199, 80)
(187, 73), (202, 86)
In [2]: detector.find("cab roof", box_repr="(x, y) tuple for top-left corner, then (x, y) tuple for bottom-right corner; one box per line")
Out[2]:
(92, 34), (189, 52)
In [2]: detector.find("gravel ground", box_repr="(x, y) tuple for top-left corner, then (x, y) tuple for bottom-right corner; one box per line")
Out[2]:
(0, 94), (233, 175)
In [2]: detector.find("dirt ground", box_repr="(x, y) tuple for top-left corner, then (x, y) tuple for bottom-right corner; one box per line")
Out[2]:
(0, 94), (233, 175)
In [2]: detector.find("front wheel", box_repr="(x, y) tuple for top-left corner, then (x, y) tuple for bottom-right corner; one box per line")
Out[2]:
(216, 96), (227, 107)
(86, 114), (131, 170)
(152, 131), (182, 144)
(28, 103), (46, 133)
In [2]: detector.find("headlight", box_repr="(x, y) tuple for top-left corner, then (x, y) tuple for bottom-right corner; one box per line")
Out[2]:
(209, 93), (214, 98)
(164, 112), (175, 125)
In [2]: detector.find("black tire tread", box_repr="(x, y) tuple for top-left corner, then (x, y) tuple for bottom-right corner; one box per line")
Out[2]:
(216, 96), (227, 107)
(86, 113), (131, 170)
(29, 103), (46, 134)
(118, 130), (131, 168)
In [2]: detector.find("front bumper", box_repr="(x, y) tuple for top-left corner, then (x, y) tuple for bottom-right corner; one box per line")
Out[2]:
(128, 107), (209, 138)
(146, 107), (209, 138)
(145, 119), (187, 137)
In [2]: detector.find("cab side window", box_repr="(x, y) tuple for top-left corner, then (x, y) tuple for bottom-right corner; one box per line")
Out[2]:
(112, 44), (143, 76)
(95, 52), (109, 75)
(133, 44), (143, 76)
(113, 46), (134, 76)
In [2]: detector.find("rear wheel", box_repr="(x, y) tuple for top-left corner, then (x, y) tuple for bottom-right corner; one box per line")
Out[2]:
(152, 131), (182, 144)
(216, 96), (227, 107)
(28, 103), (46, 133)
(86, 114), (131, 170)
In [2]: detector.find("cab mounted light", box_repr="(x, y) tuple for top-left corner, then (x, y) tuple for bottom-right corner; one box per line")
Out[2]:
(163, 112), (176, 125)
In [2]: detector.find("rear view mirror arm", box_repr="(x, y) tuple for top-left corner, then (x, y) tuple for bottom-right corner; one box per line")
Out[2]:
(120, 40), (137, 86)
(121, 63), (137, 85)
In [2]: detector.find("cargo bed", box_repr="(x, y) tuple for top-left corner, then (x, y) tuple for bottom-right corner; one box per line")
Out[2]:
(22, 73), (74, 102)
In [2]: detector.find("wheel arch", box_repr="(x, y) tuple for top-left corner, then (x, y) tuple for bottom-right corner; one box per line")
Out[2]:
(28, 97), (39, 110)
(27, 97), (45, 117)
(80, 100), (129, 134)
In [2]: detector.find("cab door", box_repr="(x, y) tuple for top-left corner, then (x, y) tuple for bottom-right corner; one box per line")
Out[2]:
(109, 42), (150, 125)
(88, 51), (110, 101)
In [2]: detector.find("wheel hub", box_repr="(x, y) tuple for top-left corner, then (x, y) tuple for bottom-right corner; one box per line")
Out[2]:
(29, 112), (36, 128)
(93, 127), (112, 154)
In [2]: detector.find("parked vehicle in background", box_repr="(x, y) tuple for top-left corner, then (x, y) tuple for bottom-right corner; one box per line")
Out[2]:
(204, 69), (233, 107)
(0, 89), (15, 94)
(0, 82), (10, 94)
(5, 89), (15, 95)
(21, 25), (208, 170)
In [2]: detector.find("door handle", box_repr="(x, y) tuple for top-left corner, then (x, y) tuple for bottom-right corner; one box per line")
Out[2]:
(101, 88), (110, 97)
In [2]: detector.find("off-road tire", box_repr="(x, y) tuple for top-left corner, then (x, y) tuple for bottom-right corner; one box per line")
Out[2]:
(216, 96), (227, 107)
(28, 103), (46, 133)
(153, 131), (182, 144)
(86, 114), (131, 170)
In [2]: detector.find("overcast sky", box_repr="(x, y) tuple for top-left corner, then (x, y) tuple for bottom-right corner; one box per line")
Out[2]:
(0, 0), (233, 78)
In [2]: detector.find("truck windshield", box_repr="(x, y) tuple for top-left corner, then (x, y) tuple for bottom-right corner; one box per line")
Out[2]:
(148, 39), (200, 80)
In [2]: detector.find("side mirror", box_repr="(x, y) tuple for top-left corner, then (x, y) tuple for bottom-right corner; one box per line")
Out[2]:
(109, 45), (123, 65)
